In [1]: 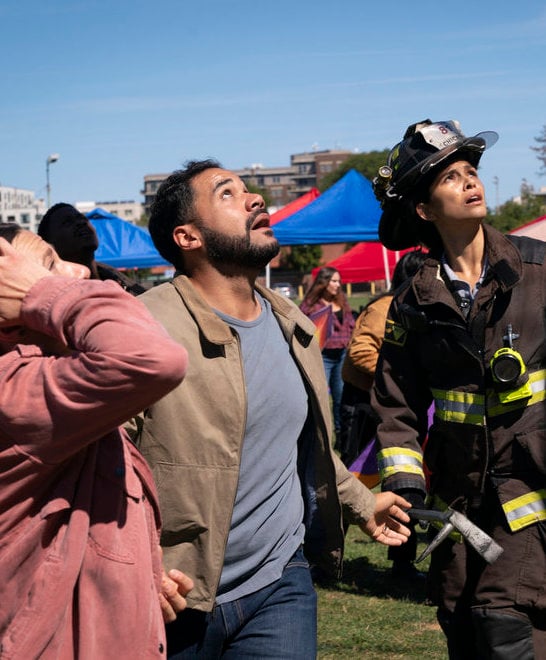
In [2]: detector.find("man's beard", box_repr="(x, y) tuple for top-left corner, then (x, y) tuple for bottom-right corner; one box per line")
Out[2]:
(199, 219), (280, 272)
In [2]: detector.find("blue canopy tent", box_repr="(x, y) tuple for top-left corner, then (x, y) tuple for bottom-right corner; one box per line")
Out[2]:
(271, 169), (382, 245)
(86, 208), (169, 269)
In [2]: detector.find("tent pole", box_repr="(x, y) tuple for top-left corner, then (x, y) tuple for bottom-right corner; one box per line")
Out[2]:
(382, 245), (391, 289)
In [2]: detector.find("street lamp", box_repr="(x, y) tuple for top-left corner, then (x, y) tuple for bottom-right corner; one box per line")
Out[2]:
(46, 153), (60, 208)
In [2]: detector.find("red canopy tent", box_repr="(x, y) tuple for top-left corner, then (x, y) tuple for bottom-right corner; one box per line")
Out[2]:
(270, 188), (320, 225)
(509, 215), (546, 240)
(312, 242), (413, 284)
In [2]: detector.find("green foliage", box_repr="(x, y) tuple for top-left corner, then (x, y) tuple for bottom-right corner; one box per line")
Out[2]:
(247, 181), (272, 207)
(487, 180), (545, 233)
(319, 151), (391, 191)
(531, 124), (546, 176)
(282, 244), (322, 274)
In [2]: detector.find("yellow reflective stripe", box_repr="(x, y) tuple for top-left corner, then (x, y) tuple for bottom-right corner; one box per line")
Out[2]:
(432, 370), (546, 425)
(502, 489), (546, 531)
(377, 447), (424, 480)
(487, 371), (546, 418)
(431, 388), (485, 426)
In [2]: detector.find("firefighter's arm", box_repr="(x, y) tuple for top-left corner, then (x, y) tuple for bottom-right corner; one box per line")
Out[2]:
(372, 308), (430, 500)
(333, 449), (411, 545)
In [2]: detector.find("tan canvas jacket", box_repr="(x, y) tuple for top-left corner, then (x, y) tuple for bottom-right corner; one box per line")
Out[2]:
(342, 294), (393, 392)
(126, 275), (376, 612)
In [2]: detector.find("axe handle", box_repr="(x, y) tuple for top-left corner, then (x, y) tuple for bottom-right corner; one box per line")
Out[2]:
(408, 508), (449, 523)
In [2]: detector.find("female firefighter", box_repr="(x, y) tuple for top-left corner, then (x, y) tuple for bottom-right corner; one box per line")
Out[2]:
(371, 119), (546, 659)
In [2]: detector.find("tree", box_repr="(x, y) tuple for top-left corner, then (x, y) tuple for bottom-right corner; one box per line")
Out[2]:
(281, 244), (322, 274)
(531, 125), (546, 176)
(247, 181), (272, 207)
(487, 179), (544, 233)
(319, 150), (390, 191)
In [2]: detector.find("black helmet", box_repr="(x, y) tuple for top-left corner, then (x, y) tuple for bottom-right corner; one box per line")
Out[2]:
(373, 119), (498, 250)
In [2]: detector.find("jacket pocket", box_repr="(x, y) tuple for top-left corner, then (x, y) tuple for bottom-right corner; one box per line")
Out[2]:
(513, 427), (546, 477)
(153, 462), (238, 547)
(88, 465), (139, 564)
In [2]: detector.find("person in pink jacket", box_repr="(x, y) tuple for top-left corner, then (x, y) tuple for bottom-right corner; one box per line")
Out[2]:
(0, 224), (193, 659)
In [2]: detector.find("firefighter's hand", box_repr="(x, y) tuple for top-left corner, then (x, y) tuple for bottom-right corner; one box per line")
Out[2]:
(359, 492), (411, 546)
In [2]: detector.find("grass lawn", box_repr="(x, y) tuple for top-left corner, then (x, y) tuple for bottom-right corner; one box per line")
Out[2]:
(294, 285), (445, 656)
(316, 525), (447, 659)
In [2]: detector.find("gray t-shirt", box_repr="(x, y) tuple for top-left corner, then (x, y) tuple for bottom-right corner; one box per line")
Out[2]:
(215, 294), (308, 603)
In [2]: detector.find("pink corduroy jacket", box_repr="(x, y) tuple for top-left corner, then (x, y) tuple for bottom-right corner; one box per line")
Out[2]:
(0, 277), (188, 659)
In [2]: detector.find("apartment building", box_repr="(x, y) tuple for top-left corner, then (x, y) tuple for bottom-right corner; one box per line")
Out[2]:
(75, 199), (143, 224)
(237, 149), (352, 206)
(0, 185), (46, 234)
(141, 149), (353, 217)
(142, 174), (169, 218)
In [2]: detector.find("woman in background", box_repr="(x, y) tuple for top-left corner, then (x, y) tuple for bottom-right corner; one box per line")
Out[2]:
(300, 267), (355, 442)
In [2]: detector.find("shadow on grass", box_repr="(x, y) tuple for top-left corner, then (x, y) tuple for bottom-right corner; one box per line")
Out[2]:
(314, 537), (431, 605)
(335, 556), (428, 604)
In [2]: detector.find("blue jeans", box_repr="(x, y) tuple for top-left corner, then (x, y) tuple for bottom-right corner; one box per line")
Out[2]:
(166, 546), (317, 659)
(322, 348), (346, 433)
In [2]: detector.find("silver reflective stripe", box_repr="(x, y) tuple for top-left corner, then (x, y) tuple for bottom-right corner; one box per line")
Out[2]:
(432, 388), (485, 425)
(378, 448), (424, 480)
(503, 489), (546, 531)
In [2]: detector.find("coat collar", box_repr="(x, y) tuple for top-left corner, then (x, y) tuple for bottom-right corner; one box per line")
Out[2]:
(170, 275), (316, 346)
(412, 224), (523, 306)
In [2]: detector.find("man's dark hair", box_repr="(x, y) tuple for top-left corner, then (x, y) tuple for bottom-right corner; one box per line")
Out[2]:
(0, 222), (22, 243)
(148, 159), (222, 271)
(37, 203), (81, 242)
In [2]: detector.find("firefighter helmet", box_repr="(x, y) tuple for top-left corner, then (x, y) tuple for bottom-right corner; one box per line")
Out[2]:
(374, 120), (498, 250)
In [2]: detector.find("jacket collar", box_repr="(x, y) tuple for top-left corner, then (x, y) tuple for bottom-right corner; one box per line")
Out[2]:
(170, 275), (316, 347)
(412, 224), (523, 306)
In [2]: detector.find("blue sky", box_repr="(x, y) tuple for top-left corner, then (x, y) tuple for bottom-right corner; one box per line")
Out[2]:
(1, 0), (545, 209)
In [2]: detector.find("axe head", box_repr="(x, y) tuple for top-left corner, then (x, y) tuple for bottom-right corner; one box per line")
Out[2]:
(409, 507), (504, 564)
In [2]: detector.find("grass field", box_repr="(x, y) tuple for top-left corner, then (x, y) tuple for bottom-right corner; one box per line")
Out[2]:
(316, 524), (447, 659)
(295, 287), (447, 657)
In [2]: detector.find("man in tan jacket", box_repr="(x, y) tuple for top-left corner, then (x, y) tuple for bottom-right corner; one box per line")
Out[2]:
(128, 159), (411, 659)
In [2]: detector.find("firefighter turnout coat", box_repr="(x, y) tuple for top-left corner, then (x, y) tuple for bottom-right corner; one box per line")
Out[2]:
(373, 224), (546, 612)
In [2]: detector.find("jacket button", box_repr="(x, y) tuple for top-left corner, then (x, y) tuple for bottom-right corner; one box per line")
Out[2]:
(159, 642), (164, 653)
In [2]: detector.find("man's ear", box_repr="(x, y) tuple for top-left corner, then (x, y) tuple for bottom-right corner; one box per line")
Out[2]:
(172, 224), (203, 251)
